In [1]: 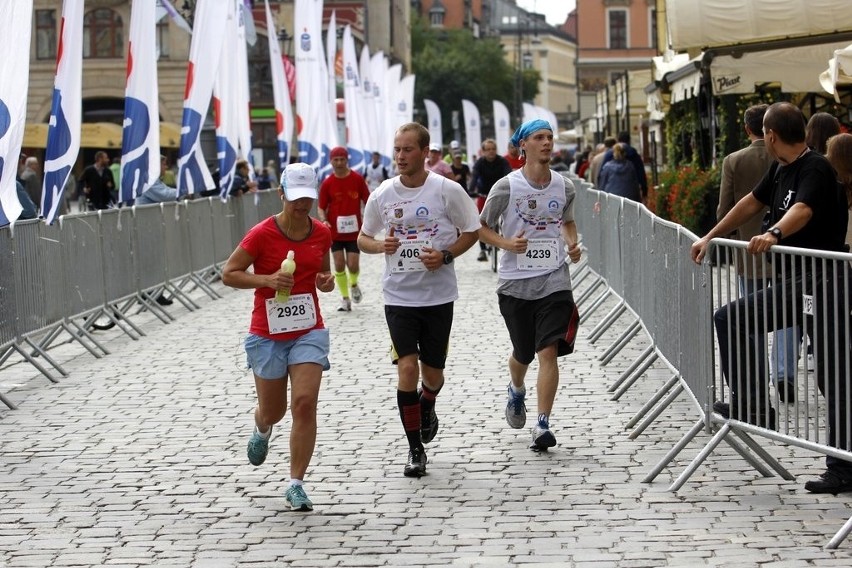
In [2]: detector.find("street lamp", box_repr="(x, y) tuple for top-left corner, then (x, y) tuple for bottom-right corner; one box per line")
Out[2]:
(277, 28), (293, 57)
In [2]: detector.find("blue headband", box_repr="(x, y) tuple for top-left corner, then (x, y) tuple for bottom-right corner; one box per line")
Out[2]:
(510, 119), (553, 148)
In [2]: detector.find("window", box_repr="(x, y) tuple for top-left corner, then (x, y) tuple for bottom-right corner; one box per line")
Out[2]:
(649, 8), (657, 48)
(430, 11), (445, 27)
(156, 13), (169, 59)
(608, 9), (627, 49)
(35, 10), (57, 60)
(83, 9), (123, 59)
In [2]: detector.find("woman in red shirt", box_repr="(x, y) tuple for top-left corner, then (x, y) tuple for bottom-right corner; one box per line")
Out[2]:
(223, 163), (334, 512)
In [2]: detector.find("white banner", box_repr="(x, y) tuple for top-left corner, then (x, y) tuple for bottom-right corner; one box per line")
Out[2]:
(342, 25), (367, 173)
(265, 0), (293, 172)
(0, 0), (33, 225)
(383, 63), (402, 157)
(326, 10), (337, 115)
(423, 99), (442, 150)
(213, 0), (240, 197)
(493, 100), (511, 154)
(236, 0), (253, 175)
(461, 99), (481, 168)
(295, 0), (336, 172)
(42, 0), (83, 223)
(394, 75), (415, 129)
(177, 0), (226, 196)
(121, 0), (161, 204)
(158, 0), (192, 35)
(358, 47), (375, 161)
(370, 51), (387, 158)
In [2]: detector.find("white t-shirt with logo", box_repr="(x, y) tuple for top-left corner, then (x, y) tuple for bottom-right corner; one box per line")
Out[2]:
(361, 172), (481, 307)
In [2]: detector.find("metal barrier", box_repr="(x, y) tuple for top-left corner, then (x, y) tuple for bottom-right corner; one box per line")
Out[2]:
(0, 190), (282, 408)
(570, 174), (852, 548)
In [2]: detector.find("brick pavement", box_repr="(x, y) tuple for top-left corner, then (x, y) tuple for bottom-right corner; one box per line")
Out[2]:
(2, 250), (852, 567)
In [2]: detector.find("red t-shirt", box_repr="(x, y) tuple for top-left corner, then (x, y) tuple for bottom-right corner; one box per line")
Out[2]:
(318, 171), (371, 241)
(239, 216), (332, 340)
(504, 154), (525, 170)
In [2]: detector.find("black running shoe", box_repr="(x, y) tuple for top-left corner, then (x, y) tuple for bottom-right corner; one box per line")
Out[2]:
(418, 388), (439, 444)
(403, 446), (427, 477)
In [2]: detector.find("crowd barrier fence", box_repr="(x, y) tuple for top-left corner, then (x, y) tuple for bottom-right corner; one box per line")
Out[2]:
(569, 174), (852, 548)
(0, 191), (282, 409)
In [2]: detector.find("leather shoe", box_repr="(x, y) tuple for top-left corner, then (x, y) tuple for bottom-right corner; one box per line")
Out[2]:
(804, 470), (852, 495)
(155, 294), (173, 306)
(777, 381), (796, 404)
(712, 400), (776, 430)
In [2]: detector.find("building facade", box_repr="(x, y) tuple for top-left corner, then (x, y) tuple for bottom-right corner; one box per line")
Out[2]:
(574, 0), (657, 142)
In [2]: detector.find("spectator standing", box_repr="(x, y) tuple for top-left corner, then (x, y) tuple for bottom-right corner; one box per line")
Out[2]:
(19, 157), (42, 210)
(471, 139), (512, 261)
(318, 146), (371, 312)
(443, 140), (467, 164)
(691, 102), (852, 494)
(600, 132), (647, 200)
(826, 133), (852, 246)
(363, 151), (389, 192)
(160, 155), (177, 188)
(590, 137), (616, 187)
(256, 168), (273, 190)
(230, 159), (258, 197)
(425, 143), (453, 178)
(135, 156), (179, 205)
(478, 118), (582, 451)
(450, 152), (472, 195)
(504, 142), (525, 170)
(357, 122), (480, 477)
(109, 156), (122, 202)
(716, 105), (784, 396)
(222, 163), (335, 511)
(79, 151), (116, 210)
(598, 143), (641, 201)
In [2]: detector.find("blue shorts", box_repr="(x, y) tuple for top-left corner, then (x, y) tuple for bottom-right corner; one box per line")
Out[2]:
(245, 329), (331, 380)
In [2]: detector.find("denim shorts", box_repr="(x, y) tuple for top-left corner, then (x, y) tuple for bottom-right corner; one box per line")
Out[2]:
(245, 328), (331, 379)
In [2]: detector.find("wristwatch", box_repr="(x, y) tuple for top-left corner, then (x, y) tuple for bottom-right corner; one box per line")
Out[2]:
(768, 227), (783, 241)
(441, 249), (454, 265)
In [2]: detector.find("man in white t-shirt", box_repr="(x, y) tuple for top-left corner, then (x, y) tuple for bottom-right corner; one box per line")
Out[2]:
(358, 122), (480, 478)
(478, 119), (583, 452)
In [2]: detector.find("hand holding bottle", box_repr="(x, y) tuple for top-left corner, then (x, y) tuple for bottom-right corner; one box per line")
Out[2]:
(275, 251), (296, 303)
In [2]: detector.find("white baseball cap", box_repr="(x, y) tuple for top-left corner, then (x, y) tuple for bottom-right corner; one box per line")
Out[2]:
(429, 143), (441, 152)
(280, 163), (318, 201)
(449, 140), (460, 150)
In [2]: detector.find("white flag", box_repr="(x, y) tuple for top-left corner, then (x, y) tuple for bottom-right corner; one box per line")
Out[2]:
(121, 0), (161, 204)
(423, 99), (442, 150)
(158, 0), (192, 35)
(341, 25), (366, 173)
(236, 0), (253, 174)
(461, 99), (481, 169)
(0, 0), (33, 225)
(383, 63), (402, 158)
(265, 0), (293, 172)
(177, 0), (226, 196)
(213, 0), (241, 197)
(295, 0), (337, 172)
(42, 0), (83, 223)
(493, 100), (511, 154)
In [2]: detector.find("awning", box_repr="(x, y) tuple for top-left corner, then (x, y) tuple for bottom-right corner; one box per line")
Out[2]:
(710, 41), (850, 95)
(23, 123), (48, 148)
(81, 122), (123, 149)
(820, 44), (852, 102)
(159, 122), (182, 148)
(667, 0), (852, 52)
(670, 65), (701, 103)
(22, 122), (184, 150)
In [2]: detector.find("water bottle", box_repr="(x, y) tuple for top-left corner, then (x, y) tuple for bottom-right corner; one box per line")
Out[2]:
(275, 250), (296, 303)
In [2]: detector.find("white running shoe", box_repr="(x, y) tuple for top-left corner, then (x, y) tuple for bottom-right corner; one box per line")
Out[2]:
(351, 285), (363, 303)
(337, 298), (352, 312)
